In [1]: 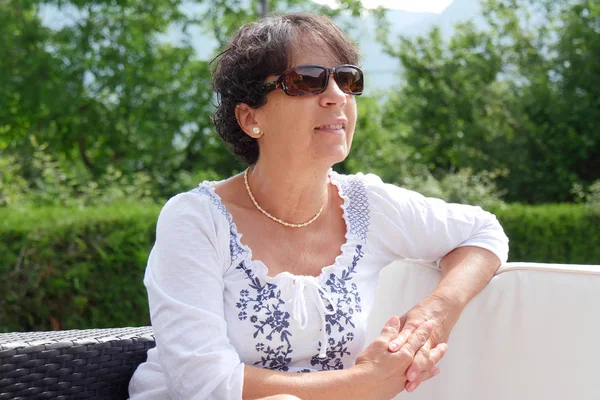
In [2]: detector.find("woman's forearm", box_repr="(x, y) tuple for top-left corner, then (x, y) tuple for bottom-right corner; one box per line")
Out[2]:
(434, 245), (502, 310)
(242, 364), (374, 400)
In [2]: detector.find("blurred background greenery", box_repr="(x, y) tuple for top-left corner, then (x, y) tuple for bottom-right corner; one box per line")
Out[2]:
(1, 0), (599, 331)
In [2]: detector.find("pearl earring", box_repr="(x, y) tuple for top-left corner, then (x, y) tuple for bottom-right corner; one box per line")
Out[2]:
(252, 126), (261, 136)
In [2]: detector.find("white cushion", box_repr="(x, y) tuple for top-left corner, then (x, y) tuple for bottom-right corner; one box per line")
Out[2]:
(366, 261), (600, 400)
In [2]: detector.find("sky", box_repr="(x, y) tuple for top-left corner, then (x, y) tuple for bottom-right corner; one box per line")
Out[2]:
(313, 0), (454, 13)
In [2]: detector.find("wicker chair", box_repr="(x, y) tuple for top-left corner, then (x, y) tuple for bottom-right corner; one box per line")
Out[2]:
(0, 327), (155, 399)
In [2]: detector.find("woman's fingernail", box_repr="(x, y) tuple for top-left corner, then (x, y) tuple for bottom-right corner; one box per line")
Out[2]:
(389, 342), (398, 351)
(407, 383), (415, 392)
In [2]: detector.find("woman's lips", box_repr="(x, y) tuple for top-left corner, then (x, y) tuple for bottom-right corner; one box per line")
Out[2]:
(315, 123), (346, 134)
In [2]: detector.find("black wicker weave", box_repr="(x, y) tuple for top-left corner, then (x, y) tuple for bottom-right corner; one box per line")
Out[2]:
(0, 327), (155, 400)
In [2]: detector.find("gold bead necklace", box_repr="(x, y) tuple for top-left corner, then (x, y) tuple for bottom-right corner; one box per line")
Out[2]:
(244, 168), (325, 228)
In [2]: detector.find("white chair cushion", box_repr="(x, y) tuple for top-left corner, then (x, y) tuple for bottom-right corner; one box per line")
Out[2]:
(366, 261), (600, 400)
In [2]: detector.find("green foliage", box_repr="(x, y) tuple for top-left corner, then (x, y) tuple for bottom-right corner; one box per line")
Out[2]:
(1, 136), (156, 207)
(588, 181), (600, 209)
(381, 23), (509, 175)
(0, 0), (373, 204)
(1, 0), (237, 198)
(572, 179), (600, 216)
(1, 201), (598, 332)
(2, 0), (599, 206)
(344, 96), (506, 208)
(493, 203), (600, 264)
(376, 0), (600, 204)
(0, 154), (29, 208)
(401, 169), (506, 209)
(484, 0), (600, 203)
(0, 204), (161, 332)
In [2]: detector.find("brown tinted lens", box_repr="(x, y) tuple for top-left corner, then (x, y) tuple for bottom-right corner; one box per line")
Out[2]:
(284, 67), (328, 96)
(335, 66), (363, 94)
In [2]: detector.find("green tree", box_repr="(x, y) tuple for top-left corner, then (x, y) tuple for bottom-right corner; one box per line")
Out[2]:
(379, 23), (511, 176)
(377, 0), (600, 203)
(343, 96), (505, 208)
(1, 0), (368, 203)
(1, 0), (231, 189)
(484, 0), (600, 202)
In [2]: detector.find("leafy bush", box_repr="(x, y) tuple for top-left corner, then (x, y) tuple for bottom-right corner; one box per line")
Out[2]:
(0, 136), (233, 209)
(0, 204), (160, 332)
(589, 181), (600, 215)
(0, 154), (29, 207)
(572, 180), (600, 216)
(1, 201), (598, 332)
(493, 204), (600, 265)
(1, 137), (158, 208)
(400, 168), (506, 209)
(346, 97), (506, 209)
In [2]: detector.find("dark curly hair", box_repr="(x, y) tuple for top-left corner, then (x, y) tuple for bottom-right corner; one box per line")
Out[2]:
(211, 12), (360, 165)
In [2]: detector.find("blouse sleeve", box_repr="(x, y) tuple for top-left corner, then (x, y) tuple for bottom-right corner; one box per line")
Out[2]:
(143, 192), (244, 399)
(363, 173), (509, 267)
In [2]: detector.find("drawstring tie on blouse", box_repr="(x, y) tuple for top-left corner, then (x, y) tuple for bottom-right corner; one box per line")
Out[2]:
(289, 276), (336, 358)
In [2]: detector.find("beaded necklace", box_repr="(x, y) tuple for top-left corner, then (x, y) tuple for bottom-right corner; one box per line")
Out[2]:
(244, 168), (325, 228)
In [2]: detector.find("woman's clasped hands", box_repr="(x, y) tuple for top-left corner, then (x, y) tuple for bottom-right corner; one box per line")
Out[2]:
(353, 316), (447, 400)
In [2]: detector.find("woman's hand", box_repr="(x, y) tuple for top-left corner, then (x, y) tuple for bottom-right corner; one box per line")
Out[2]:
(243, 316), (443, 400)
(387, 295), (462, 392)
(353, 316), (441, 400)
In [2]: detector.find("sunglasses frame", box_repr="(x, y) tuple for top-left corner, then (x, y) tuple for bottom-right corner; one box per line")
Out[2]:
(262, 64), (364, 96)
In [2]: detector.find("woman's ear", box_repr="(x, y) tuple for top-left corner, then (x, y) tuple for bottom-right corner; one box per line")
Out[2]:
(235, 103), (263, 138)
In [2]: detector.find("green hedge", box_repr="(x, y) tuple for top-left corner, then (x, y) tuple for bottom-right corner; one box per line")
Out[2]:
(493, 203), (600, 264)
(1, 203), (598, 332)
(0, 204), (161, 333)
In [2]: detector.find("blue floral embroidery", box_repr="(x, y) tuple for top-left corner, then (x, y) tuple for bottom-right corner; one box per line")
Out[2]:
(310, 332), (354, 370)
(190, 185), (245, 261)
(228, 173), (371, 372)
(324, 245), (364, 331)
(235, 262), (294, 371)
(310, 244), (365, 370)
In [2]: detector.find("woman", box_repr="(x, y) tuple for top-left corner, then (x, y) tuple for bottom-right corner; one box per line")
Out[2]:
(129, 12), (509, 400)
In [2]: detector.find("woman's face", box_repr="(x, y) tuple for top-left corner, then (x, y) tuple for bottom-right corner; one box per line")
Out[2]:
(252, 38), (358, 168)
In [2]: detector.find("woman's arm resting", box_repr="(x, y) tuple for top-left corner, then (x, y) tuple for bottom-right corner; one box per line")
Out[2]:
(435, 245), (502, 311)
(359, 175), (509, 393)
(388, 246), (502, 392)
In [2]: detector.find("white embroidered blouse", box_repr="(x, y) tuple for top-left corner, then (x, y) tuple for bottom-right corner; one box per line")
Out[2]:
(128, 171), (509, 399)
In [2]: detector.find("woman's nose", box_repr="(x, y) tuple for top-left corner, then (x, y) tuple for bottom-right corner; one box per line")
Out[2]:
(319, 73), (347, 107)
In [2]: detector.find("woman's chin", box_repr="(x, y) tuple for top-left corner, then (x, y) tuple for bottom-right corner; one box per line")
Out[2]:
(317, 146), (349, 166)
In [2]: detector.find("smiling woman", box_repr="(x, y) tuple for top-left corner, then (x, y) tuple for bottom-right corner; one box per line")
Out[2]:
(128, 12), (508, 400)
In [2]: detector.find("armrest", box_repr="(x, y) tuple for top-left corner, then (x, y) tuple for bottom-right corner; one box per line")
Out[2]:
(0, 326), (155, 399)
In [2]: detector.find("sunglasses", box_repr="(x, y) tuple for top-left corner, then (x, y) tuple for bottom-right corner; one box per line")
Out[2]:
(263, 64), (364, 96)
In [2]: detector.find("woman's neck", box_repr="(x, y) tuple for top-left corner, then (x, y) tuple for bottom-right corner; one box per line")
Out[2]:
(245, 160), (331, 226)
